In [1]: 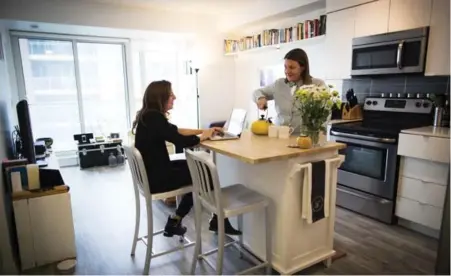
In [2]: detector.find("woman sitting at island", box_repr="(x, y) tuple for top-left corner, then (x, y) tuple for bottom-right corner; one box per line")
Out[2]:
(253, 48), (326, 133)
(133, 80), (241, 237)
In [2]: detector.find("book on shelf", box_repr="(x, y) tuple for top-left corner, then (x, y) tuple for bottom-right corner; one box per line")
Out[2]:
(224, 14), (327, 54)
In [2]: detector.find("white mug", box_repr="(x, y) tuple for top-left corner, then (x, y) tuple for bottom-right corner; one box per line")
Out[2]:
(268, 125), (278, 138)
(278, 126), (294, 139)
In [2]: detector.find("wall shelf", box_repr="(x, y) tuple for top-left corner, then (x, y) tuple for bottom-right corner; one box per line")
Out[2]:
(225, 35), (326, 56)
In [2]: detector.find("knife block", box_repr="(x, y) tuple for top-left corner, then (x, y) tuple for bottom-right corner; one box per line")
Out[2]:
(342, 105), (362, 120)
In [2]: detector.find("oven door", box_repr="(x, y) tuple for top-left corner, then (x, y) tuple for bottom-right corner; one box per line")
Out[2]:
(330, 131), (398, 199)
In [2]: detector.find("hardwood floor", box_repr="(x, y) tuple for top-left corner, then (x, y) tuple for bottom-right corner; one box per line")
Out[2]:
(24, 165), (437, 275)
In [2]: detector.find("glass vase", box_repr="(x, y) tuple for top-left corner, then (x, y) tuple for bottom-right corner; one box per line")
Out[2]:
(302, 129), (321, 147)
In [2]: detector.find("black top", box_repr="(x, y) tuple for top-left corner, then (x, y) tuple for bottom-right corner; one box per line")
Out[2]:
(134, 111), (200, 189)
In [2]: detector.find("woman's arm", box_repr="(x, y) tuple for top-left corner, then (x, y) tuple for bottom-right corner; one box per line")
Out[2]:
(178, 128), (203, 136)
(253, 79), (279, 102)
(146, 113), (201, 148)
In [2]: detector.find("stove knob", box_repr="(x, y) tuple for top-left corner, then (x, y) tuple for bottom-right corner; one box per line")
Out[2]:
(372, 101), (378, 105)
(423, 102), (430, 108)
(415, 102), (421, 108)
(366, 100), (372, 105)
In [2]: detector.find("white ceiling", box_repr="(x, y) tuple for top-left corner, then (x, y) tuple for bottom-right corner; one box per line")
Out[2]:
(85, 0), (321, 31)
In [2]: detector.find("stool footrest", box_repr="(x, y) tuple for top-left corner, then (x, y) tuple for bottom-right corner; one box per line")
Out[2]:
(198, 240), (237, 258)
(198, 240), (269, 275)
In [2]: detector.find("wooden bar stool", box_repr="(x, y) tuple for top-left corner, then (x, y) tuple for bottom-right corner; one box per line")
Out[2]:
(185, 149), (272, 275)
(124, 146), (195, 275)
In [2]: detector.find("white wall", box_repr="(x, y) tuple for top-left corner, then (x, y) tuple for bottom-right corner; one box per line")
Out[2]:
(0, 24), (17, 274)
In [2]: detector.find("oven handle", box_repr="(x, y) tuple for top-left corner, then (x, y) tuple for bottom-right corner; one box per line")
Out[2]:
(337, 187), (391, 204)
(330, 131), (397, 144)
(397, 40), (405, 69)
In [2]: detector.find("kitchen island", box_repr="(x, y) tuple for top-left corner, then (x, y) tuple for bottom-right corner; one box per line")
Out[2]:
(200, 131), (346, 274)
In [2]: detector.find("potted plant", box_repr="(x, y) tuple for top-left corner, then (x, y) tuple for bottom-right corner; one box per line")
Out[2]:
(294, 84), (341, 147)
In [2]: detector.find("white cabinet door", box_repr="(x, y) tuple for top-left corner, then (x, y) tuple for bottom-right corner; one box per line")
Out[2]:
(325, 8), (356, 79)
(425, 0), (450, 76)
(354, 0), (390, 37)
(29, 193), (76, 266)
(388, 0), (433, 32)
(326, 0), (375, 13)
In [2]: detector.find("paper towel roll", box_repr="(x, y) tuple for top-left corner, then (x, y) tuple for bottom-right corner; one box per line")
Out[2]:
(26, 164), (40, 190)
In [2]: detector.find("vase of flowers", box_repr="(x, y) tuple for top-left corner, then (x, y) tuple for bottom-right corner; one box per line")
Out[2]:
(294, 84), (341, 147)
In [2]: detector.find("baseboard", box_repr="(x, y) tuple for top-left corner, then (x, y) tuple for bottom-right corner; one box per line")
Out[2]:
(398, 218), (440, 239)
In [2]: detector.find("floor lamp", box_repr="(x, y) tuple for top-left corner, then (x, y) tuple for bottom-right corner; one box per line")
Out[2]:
(194, 68), (200, 129)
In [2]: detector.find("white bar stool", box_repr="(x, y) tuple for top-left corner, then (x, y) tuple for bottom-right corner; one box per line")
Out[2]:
(185, 149), (272, 275)
(124, 146), (195, 275)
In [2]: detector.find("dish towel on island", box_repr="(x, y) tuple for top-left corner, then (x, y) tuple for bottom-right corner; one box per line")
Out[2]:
(289, 160), (334, 224)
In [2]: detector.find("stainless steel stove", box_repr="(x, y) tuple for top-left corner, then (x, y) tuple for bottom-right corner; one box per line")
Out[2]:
(330, 97), (434, 224)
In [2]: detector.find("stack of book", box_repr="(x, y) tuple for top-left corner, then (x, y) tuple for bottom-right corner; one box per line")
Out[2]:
(224, 15), (327, 54)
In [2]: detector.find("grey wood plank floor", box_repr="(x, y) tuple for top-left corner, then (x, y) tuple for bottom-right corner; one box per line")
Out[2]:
(24, 165), (437, 275)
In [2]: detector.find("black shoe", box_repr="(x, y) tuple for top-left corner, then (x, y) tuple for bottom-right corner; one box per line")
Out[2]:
(163, 216), (187, 237)
(209, 215), (242, 236)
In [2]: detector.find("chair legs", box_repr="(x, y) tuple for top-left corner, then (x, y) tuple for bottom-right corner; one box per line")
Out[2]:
(131, 192), (141, 256)
(237, 214), (244, 258)
(216, 216), (225, 275)
(191, 201), (203, 274)
(143, 201), (153, 275)
(265, 206), (272, 275)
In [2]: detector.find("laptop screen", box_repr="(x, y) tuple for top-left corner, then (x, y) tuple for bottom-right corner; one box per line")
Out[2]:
(226, 109), (247, 136)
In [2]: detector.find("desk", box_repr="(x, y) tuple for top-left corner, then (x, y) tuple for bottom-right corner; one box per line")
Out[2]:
(200, 131), (345, 274)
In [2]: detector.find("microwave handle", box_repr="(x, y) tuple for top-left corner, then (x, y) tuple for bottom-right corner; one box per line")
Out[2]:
(397, 40), (405, 69)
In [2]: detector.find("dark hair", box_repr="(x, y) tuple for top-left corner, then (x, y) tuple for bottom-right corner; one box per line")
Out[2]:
(284, 48), (312, 84)
(132, 80), (172, 133)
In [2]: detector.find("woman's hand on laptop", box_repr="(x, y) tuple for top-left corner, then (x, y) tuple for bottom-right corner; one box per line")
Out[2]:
(199, 128), (215, 141)
(212, 127), (224, 135)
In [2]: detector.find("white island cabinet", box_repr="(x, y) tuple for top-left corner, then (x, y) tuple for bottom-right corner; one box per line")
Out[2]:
(396, 126), (450, 238)
(201, 132), (346, 275)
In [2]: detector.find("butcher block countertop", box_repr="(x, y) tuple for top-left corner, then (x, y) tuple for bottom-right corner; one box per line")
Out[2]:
(401, 126), (450, 139)
(200, 131), (346, 164)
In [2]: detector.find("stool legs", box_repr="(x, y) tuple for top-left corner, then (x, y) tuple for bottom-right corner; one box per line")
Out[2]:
(191, 200), (203, 274)
(131, 192), (141, 256)
(216, 214), (225, 275)
(265, 206), (272, 275)
(143, 200), (153, 275)
(237, 214), (244, 258)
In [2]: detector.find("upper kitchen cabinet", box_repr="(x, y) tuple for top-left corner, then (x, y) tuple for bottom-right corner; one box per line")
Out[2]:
(354, 0), (390, 37)
(326, 0), (375, 13)
(425, 0), (450, 76)
(325, 8), (356, 80)
(388, 0), (433, 32)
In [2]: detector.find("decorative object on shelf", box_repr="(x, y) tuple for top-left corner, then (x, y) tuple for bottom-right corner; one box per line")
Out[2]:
(251, 110), (273, 136)
(224, 14), (327, 54)
(294, 84), (341, 147)
(108, 152), (117, 167)
(116, 147), (125, 165)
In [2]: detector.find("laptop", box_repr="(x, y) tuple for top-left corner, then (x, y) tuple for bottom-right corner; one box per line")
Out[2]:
(210, 108), (247, 141)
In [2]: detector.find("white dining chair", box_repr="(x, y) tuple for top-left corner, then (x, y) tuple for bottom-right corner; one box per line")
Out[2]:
(123, 145), (195, 275)
(185, 149), (272, 275)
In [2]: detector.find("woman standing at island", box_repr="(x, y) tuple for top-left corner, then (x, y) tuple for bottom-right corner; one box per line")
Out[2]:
(253, 48), (326, 134)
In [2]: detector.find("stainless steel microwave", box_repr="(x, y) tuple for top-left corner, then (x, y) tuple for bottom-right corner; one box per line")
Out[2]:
(351, 27), (429, 76)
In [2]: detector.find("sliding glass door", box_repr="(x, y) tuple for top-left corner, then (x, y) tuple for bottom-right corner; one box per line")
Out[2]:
(13, 35), (129, 152)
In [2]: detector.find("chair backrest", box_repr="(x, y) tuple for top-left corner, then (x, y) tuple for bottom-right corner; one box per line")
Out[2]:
(123, 145), (151, 199)
(185, 149), (222, 211)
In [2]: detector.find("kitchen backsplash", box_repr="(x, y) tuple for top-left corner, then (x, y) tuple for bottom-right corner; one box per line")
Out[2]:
(342, 75), (450, 101)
